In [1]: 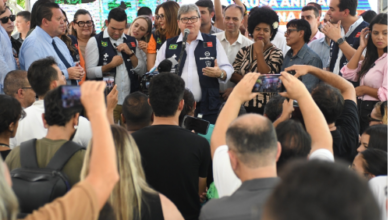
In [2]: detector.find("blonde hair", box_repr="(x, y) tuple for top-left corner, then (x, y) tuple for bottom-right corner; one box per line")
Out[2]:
(373, 102), (388, 125)
(80, 125), (156, 220)
(129, 16), (153, 43)
(0, 159), (19, 220)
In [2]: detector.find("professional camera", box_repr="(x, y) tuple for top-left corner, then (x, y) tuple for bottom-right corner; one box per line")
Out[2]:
(140, 59), (174, 94)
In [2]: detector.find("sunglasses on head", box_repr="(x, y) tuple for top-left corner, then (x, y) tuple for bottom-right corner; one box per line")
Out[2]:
(0, 14), (15, 24)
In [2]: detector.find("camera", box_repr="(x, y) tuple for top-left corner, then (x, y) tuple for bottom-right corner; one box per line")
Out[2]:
(140, 70), (159, 94)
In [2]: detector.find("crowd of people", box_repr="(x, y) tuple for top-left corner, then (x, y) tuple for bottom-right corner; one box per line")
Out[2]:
(0, 0), (388, 219)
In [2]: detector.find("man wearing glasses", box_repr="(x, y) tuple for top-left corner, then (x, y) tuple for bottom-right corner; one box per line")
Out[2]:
(0, 0), (17, 94)
(153, 4), (233, 124)
(281, 19), (323, 92)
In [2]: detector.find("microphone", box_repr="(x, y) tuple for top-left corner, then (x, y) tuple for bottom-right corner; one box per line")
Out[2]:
(157, 59), (173, 73)
(176, 29), (190, 75)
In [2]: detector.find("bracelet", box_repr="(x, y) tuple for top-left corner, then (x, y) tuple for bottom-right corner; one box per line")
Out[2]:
(129, 51), (135, 58)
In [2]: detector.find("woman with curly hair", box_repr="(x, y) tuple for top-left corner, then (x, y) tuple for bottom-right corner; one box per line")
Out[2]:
(341, 13), (387, 134)
(231, 6), (284, 114)
(146, 1), (180, 71)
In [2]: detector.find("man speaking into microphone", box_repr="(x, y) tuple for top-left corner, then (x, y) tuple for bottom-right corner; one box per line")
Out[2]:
(153, 4), (233, 124)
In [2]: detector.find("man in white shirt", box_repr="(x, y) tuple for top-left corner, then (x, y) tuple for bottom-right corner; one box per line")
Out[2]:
(153, 4), (233, 124)
(210, 72), (334, 197)
(10, 57), (92, 149)
(213, 4), (253, 100)
(85, 7), (145, 124)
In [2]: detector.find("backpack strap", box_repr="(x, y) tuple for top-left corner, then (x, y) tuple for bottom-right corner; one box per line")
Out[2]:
(46, 141), (84, 171)
(20, 139), (39, 169)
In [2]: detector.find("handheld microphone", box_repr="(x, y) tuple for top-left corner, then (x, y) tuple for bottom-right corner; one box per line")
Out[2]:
(176, 29), (190, 75)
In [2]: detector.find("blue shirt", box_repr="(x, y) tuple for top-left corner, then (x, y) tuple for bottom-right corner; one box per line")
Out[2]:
(20, 26), (74, 79)
(309, 37), (331, 69)
(281, 43), (323, 91)
(0, 26), (17, 93)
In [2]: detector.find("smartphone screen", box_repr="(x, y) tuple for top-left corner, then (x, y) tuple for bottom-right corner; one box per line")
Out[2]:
(182, 116), (210, 135)
(61, 86), (81, 108)
(252, 74), (283, 93)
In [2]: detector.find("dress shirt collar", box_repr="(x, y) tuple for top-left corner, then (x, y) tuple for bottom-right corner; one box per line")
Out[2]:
(288, 43), (309, 59)
(311, 30), (324, 42)
(176, 31), (203, 43)
(220, 31), (243, 45)
(376, 53), (387, 63)
(236, 177), (280, 191)
(31, 99), (44, 110)
(342, 16), (364, 37)
(103, 28), (127, 40)
(35, 26), (54, 44)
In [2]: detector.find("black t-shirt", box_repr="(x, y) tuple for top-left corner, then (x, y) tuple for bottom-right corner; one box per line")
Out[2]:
(332, 100), (359, 163)
(132, 125), (211, 220)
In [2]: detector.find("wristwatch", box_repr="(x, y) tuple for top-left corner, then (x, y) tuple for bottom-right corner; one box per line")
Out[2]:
(336, 37), (345, 45)
(220, 71), (224, 79)
(128, 50), (135, 58)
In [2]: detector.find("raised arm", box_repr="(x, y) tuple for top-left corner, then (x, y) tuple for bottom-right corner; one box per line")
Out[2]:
(211, 72), (259, 158)
(81, 81), (120, 209)
(279, 72), (333, 155)
(285, 65), (357, 103)
(213, 0), (224, 30)
(346, 27), (369, 70)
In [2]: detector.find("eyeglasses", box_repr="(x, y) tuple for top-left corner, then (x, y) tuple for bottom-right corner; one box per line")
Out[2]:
(74, 20), (94, 27)
(285, 29), (299, 36)
(180, 16), (199, 24)
(367, 114), (382, 122)
(0, 14), (15, 24)
(155, 14), (165, 20)
(21, 87), (33, 90)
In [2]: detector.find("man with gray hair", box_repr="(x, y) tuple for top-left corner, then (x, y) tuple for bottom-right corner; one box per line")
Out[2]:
(213, 4), (253, 100)
(153, 3), (233, 124)
(3, 70), (36, 108)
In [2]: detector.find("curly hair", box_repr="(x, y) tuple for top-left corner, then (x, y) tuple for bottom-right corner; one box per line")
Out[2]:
(0, 95), (24, 134)
(247, 6), (279, 41)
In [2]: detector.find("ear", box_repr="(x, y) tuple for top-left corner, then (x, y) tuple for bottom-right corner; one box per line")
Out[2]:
(42, 113), (48, 128)
(105, 19), (109, 27)
(275, 142), (282, 162)
(343, 9), (350, 17)
(178, 99), (184, 111)
(27, 21), (30, 27)
(72, 113), (80, 127)
(210, 11), (215, 18)
(299, 30), (305, 39)
(193, 101), (197, 110)
(8, 121), (15, 133)
(147, 98), (151, 106)
(17, 88), (24, 99)
(228, 149), (238, 171)
(42, 18), (49, 27)
(50, 80), (58, 90)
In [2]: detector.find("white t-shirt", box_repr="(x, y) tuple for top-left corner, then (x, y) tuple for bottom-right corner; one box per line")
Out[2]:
(10, 100), (92, 148)
(213, 145), (334, 197)
(369, 176), (388, 220)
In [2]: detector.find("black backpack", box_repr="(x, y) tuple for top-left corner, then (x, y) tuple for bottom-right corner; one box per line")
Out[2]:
(10, 139), (84, 214)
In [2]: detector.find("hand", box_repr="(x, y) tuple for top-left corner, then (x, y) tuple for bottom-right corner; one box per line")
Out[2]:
(359, 27), (370, 49)
(222, 88), (233, 101)
(138, 40), (148, 53)
(279, 71), (310, 101)
(230, 72), (260, 104)
(355, 86), (366, 96)
(81, 81), (107, 117)
(280, 99), (294, 120)
(200, 187), (208, 203)
(67, 66), (84, 80)
(110, 55), (124, 67)
(15, 58), (20, 69)
(203, 59), (223, 78)
(284, 65), (313, 78)
(106, 84), (118, 112)
(116, 43), (133, 55)
(322, 20), (342, 42)
(253, 40), (264, 55)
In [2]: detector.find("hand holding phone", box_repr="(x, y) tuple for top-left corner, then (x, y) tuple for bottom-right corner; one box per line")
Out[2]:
(61, 86), (82, 110)
(182, 116), (210, 135)
(252, 74), (283, 93)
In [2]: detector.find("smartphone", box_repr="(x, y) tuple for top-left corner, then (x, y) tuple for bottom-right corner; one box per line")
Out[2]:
(182, 116), (210, 135)
(252, 74), (283, 93)
(103, 72), (115, 95)
(61, 85), (82, 108)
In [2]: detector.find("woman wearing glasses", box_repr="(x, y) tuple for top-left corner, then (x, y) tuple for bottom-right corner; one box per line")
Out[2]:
(70, 9), (96, 85)
(341, 13), (388, 134)
(146, 1), (180, 71)
(231, 6), (284, 114)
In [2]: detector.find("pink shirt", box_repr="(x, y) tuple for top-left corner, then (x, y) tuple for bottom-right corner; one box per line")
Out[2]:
(341, 53), (388, 101)
(308, 30), (325, 44)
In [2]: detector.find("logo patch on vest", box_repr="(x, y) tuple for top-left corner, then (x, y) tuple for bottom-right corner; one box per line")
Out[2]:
(157, 37), (162, 44)
(169, 44), (178, 50)
(130, 42), (136, 47)
(207, 42), (213, 47)
(101, 41), (108, 47)
(205, 61), (212, 67)
(355, 32), (361, 38)
(205, 51), (210, 56)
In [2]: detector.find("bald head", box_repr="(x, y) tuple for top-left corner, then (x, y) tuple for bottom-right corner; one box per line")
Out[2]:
(4, 70), (36, 108)
(226, 114), (278, 168)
